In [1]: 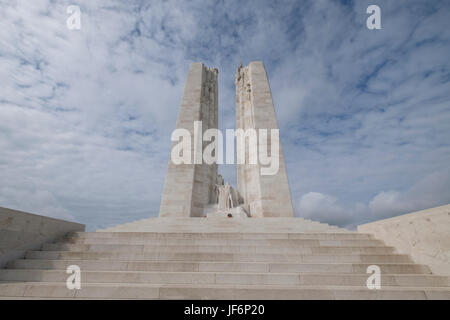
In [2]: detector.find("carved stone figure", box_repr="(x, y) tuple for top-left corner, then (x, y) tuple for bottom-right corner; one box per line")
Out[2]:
(216, 182), (233, 211)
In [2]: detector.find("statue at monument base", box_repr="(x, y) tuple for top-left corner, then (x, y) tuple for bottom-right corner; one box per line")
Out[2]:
(202, 180), (251, 218)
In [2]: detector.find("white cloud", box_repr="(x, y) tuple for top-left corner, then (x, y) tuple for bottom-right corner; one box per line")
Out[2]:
(368, 170), (450, 219)
(297, 192), (365, 228)
(296, 170), (450, 229)
(1, 0), (449, 230)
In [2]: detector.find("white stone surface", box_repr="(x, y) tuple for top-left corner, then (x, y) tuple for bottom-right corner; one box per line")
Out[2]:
(235, 62), (294, 217)
(358, 204), (450, 276)
(159, 63), (219, 217)
(98, 217), (345, 233)
(0, 207), (85, 268)
(1, 226), (449, 299)
(206, 208), (249, 219)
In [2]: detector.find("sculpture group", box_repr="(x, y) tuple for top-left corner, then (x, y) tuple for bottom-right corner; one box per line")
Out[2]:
(159, 62), (294, 218)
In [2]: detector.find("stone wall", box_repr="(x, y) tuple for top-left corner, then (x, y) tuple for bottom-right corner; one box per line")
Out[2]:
(358, 204), (450, 276)
(0, 207), (85, 268)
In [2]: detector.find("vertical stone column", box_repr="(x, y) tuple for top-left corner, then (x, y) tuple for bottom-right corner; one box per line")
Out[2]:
(159, 63), (218, 217)
(235, 61), (294, 217)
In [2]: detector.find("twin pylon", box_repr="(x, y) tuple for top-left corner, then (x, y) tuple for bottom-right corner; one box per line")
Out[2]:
(159, 62), (294, 218)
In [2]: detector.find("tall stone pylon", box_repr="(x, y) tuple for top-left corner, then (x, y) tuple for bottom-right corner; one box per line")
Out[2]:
(159, 63), (219, 217)
(235, 61), (294, 217)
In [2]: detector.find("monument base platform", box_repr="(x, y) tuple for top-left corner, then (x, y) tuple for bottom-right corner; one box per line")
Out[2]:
(97, 216), (346, 233)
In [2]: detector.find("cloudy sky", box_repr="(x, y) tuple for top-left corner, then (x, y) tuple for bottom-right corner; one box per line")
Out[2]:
(0, 0), (449, 230)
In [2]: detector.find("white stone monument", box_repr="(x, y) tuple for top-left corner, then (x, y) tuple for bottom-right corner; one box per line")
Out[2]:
(235, 62), (294, 218)
(0, 62), (448, 299)
(159, 63), (220, 217)
(159, 61), (294, 219)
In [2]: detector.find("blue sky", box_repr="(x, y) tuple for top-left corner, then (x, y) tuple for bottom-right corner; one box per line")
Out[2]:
(0, 0), (449, 230)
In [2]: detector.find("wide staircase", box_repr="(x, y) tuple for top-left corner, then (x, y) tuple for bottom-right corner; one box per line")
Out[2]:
(0, 218), (449, 299)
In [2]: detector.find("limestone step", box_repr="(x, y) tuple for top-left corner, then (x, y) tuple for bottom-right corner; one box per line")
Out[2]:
(0, 270), (448, 287)
(0, 282), (449, 299)
(67, 232), (373, 240)
(98, 217), (348, 233)
(42, 243), (397, 255)
(103, 224), (345, 233)
(60, 237), (386, 247)
(7, 259), (432, 274)
(24, 250), (412, 263)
